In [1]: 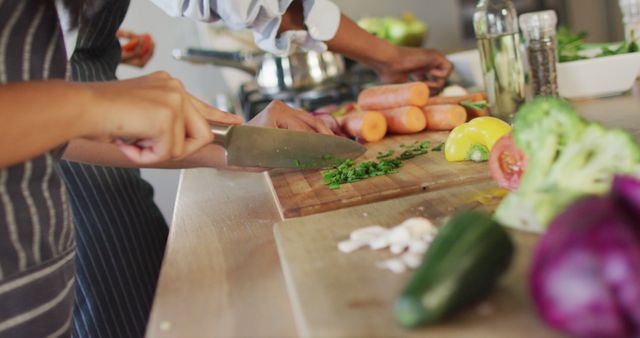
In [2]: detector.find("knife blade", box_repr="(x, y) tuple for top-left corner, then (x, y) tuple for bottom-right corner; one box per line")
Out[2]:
(211, 124), (366, 169)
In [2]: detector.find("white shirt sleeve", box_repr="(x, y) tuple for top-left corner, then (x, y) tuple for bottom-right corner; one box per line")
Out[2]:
(150, 0), (341, 56)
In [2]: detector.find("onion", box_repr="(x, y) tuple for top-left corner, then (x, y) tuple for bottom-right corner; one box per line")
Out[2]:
(530, 175), (640, 338)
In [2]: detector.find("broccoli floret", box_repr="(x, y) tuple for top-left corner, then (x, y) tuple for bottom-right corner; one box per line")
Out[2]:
(494, 97), (640, 232)
(495, 191), (584, 231)
(545, 124), (640, 194)
(512, 97), (587, 192)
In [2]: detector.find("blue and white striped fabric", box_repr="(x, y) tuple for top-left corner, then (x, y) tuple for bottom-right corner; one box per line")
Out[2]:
(0, 0), (75, 336)
(57, 1), (169, 337)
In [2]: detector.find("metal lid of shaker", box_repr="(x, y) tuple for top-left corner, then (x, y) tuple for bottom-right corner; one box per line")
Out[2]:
(473, 0), (519, 38)
(519, 10), (558, 42)
(619, 0), (640, 22)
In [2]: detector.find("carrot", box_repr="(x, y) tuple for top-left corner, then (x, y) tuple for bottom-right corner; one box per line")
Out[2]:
(358, 82), (430, 111)
(426, 92), (489, 121)
(380, 106), (427, 134)
(425, 92), (487, 106)
(422, 104), (467, 131)
(338, 111), (387, 142)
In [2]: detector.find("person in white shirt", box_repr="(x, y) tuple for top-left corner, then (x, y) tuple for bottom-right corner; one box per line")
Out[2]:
(152, 0), (453, 92)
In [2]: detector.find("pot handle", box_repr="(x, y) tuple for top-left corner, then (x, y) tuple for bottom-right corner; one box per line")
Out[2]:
(172, 48), (260, 75)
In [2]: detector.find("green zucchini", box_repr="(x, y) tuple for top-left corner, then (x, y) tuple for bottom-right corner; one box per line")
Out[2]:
(394, 210), (514, 327)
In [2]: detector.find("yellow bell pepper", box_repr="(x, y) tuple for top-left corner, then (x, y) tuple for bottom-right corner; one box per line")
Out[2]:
(444, 117), (512, 162)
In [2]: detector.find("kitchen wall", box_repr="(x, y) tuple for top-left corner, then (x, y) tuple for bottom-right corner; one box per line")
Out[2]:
(333, 0), (468, 53)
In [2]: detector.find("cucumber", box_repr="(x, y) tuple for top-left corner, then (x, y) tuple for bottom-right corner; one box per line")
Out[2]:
(394, 210), (514, 327)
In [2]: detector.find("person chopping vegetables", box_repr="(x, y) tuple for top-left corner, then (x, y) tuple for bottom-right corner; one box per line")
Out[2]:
(0, 0), (331, 337)
(66, 2), (453, 337)
(0, 2), (453, 338)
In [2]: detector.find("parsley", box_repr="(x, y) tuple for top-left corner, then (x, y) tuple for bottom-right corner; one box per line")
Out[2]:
(323, 139), (435, 189)
(431, 142), (445, 152)
(376, 149), (395, 159)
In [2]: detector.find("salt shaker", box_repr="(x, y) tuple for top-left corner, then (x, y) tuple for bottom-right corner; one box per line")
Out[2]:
(519, 10), (559, 97)
(619, 0), (640, 44)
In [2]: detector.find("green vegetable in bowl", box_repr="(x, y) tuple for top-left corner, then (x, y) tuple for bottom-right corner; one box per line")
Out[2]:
(558, 26), (639, 63)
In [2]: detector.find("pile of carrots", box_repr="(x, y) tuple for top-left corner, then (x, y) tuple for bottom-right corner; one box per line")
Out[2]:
(338, 82), (488, 142)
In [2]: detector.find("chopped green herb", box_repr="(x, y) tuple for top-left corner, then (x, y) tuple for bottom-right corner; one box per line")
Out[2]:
(321, 154), (333, 161)
(376, 149), (395, 159)
(396, 150), (417, 161)
(460, 100), (489, 111)
(431, 142), (445, 152)
(323, 139), (435, 189)
(293, 159), (301, 167)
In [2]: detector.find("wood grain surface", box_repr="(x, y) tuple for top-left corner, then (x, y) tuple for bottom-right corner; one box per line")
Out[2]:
(268, 131), (492, 218)
(274, 181), (562, 338)
(146, 169), (295, 338)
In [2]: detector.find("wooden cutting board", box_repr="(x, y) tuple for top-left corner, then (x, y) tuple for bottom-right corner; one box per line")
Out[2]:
(274, 181), (562, 338)
(268, 131), (492, 218)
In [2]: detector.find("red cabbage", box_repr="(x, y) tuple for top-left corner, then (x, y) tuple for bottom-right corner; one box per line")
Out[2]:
(530, 175), (640, 338)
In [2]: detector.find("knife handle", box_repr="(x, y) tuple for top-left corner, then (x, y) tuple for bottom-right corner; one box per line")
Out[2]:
(210, 124), (230, 146)
(117, 124), (230, 147)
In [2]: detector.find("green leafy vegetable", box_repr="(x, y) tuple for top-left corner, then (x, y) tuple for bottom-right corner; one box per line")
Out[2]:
(558, 26), (639, 63)
(460, 100), (489, 111)
(323, 139), (435, 189)
(431, 143), (444, 152)
(376, 150), (396, 159)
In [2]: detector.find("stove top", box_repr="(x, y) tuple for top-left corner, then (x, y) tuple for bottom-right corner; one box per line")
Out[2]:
(238, 66), (379, 120)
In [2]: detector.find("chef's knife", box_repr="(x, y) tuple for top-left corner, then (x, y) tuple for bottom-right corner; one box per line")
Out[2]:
(211, 124), (366, 169)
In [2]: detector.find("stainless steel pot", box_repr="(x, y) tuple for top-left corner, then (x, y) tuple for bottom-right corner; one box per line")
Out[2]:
(172, 48), (345, 93)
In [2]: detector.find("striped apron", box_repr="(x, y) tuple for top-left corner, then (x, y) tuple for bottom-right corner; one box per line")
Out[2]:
(57, 1), (169, 337)
(0, 1), (75, 337)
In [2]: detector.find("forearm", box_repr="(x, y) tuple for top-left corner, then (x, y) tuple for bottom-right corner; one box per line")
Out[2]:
(325, 15), (399, 72)
(63, 138), (228, 169)
(0, 81), (94, 167)
(278, 5), (399, 72)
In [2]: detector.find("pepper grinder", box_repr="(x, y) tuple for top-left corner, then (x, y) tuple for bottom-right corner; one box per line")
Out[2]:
(519, 10), (559, 97)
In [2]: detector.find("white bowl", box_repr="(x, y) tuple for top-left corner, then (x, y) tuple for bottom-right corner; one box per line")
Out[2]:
(557, 51), (640, 99)
(447, 49), (484, 88)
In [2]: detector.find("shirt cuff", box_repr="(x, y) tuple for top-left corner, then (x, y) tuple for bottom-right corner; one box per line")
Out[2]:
(254, 0), (340, 55)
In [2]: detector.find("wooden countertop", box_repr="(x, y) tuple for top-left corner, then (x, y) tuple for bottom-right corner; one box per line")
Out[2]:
(146, 87), (640, 338)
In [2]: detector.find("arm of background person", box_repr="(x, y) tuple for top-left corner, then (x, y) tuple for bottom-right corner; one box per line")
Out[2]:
(279, 2), (453, 90)
(150, 0), (452, 91)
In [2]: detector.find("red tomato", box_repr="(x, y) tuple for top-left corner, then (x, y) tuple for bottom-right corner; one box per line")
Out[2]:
(489, 133), (526, 191)
(139, 34), (153, 58)
(121, 37), (140, 52)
